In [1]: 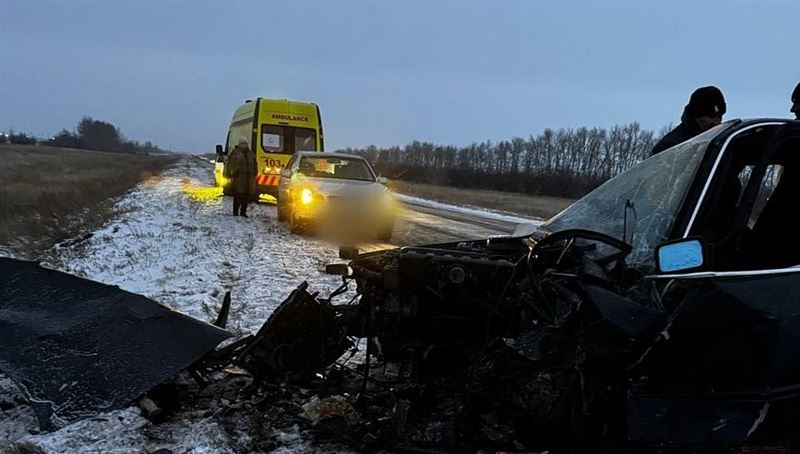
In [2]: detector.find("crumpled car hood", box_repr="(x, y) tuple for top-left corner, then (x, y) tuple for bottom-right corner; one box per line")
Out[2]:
(0, 258), (232, 430)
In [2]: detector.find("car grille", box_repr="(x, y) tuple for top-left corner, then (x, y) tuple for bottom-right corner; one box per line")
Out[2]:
(326, 196), (373, 214)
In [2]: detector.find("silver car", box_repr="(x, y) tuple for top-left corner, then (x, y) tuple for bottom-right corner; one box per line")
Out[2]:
(276, 152), (395, 240)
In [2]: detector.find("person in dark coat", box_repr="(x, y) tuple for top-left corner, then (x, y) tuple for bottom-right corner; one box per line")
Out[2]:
(224, 137), (257, 217)
(651, 86), (727, 156)
(791, 82), (799, 120)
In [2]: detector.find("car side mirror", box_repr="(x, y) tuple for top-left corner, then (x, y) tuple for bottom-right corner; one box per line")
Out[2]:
(377, 176), (388, 185)
(655, 237), (706, 273)
(215, 144), (225, 155)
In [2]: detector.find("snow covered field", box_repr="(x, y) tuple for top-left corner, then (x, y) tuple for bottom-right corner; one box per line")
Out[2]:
(1, 157), (540, 452)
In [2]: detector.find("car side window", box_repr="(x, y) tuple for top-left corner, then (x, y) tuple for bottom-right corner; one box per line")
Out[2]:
(739, 164), (782, 229)
(695, 130), (799, 271)
(736, 149), (798, 270)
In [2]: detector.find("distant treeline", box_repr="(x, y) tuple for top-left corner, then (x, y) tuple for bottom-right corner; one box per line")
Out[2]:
(3, 117), (171, 155)
(340, 122), (662, 198)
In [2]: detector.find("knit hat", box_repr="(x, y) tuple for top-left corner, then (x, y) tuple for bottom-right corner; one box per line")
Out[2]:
(685, 86), (726, 118)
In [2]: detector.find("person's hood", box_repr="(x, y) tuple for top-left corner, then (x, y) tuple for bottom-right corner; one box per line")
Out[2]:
(679, 108), (704, 135)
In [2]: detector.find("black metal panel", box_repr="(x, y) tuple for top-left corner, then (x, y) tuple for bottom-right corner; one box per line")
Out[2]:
(629, 272), (800, 446)
(0, 258), (232, 430)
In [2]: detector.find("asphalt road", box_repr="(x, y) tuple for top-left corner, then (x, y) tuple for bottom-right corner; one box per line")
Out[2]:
(390, 199), (527, 246)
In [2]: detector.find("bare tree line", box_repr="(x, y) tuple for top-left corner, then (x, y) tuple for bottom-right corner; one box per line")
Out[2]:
(2, 117), (172, 155)
(339, 122), (663, 198)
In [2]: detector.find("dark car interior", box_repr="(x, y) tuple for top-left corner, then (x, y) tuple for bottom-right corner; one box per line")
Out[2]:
(694, 124), (799, 271)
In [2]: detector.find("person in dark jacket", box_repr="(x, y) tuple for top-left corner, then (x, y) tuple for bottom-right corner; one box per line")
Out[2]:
(651, 86), (726, 156)
(791, 82), (799, 120)
(224, 137), (257, 217)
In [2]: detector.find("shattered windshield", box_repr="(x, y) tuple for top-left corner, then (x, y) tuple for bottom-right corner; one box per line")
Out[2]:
(544, 124), (725, 272)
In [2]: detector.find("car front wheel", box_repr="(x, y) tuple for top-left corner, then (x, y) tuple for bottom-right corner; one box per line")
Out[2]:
(277, 195), (289, 222)
(376, 220), (394, 241)
(290, 214), (305, 234)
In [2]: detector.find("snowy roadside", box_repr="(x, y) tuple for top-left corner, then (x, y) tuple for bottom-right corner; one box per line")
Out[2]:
(1, 157), (354, 452)
(45, 158), (350, 337)
(396, 193), (544, 226)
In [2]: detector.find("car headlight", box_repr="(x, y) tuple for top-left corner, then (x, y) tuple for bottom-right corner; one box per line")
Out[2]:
(301, 188), (314, 205)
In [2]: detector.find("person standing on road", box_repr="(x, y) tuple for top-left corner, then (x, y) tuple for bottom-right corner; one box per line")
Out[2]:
(224, 137), (257, 217)
(791, 82), (800, 120)
(651, 86), (727, 156)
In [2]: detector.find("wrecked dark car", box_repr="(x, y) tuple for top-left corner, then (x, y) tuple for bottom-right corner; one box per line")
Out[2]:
(248, 119), (800, 450)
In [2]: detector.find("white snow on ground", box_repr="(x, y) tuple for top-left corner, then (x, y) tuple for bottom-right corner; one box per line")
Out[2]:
(1, 158), (355, 453)
(8, 408), (237, 454)
(46, 158), (351, 337)
(396, 194), (544, 226)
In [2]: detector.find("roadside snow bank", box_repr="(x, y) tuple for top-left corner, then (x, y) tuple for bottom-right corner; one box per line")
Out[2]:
(47, 158), (349, 337)
(396, 194), (544, 226)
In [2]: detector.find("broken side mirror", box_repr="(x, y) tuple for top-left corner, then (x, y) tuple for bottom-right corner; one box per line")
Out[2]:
(377, 176), (388, 185)
(655, 237), (706, 273)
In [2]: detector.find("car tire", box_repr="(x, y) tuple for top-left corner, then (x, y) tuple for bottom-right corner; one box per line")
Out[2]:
(376, 221), (394, 241)
(277, 196), (289, 222)
(290, 214), (304, 234)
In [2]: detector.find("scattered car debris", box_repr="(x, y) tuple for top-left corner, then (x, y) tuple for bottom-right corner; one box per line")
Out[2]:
(301, 395), (359, 426)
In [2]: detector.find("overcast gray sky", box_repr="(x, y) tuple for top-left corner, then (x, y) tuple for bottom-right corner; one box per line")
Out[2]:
(1, 1), (798, 153)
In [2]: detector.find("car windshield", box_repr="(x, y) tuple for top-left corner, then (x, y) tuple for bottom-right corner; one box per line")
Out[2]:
(297, 156), (375, 182)
(544, 123), (727, 272)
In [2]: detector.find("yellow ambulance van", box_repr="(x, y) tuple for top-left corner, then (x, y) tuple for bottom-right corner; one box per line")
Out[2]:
(215, 98), (324, 197)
